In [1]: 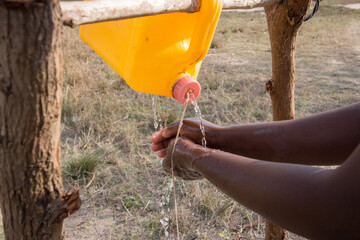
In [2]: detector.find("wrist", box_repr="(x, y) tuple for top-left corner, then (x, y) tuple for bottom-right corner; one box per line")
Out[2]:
(205, 125), (225, 148)
(190, 144), (213, 170)
(212, 125), (248, 153)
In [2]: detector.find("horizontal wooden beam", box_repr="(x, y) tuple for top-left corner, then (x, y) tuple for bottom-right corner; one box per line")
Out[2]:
(60, 0), (278, 27)
(60, 0), (201, 27)
(223, 0), (277, 9)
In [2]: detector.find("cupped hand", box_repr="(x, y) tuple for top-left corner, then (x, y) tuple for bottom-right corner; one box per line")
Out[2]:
(151, 118), (221, 158)
(162, 138), (209, 180)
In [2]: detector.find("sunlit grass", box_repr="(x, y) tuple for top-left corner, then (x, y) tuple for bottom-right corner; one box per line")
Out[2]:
(63, 151), (102, 180)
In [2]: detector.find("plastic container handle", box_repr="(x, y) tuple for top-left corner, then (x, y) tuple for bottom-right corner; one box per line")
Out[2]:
(182, 0), (222, 66)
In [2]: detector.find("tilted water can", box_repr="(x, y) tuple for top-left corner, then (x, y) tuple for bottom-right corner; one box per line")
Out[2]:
(80, 0), (222, 103)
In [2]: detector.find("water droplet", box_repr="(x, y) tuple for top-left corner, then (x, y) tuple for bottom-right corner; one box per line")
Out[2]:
(152, 95), (162, 130)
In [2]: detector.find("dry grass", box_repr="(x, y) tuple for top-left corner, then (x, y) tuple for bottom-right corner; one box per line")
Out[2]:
(61, 4), (359, 239)
(1, 1), (359, 239)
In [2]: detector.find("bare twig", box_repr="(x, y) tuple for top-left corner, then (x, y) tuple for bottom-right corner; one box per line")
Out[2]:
(84, 172), (96, 189)
(118, 197), (133, 217)
(243, 218), (261, 230)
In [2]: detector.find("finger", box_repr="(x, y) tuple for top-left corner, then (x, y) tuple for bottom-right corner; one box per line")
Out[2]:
(151, 128), (167, 144)
(157, 149), (167, 158)
(167, 121), (180, 127)
(151, 138), (171, 151)
(151, 142), (164, 152)
(182, 118), (200, 127)
(164, 121), (202, 142)
(162, 124), (181, 139)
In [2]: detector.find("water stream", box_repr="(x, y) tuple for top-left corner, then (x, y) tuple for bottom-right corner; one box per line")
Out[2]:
(192, 100), (207, 148)
(170, 93), (191, 240)
(155, 93), (206, 239)
(152, 95), (163, 130)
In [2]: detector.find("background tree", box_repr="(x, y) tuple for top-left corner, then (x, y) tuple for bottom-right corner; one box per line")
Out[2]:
(264, 0), (312, 238)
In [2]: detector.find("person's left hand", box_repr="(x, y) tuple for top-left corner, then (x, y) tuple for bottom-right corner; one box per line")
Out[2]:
(162, 137), (209, 180)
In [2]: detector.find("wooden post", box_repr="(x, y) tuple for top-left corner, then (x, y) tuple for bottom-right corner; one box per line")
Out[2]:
(0, 0), (80, 239)
(264, 0), (311, 238)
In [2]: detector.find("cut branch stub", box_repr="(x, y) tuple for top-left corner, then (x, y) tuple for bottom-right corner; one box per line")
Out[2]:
(37, 188), (81, 238)
(42, 188), (82, 226)
(266, 78), (274, 93)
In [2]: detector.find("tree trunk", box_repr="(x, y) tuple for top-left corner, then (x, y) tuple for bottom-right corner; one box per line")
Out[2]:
(264, 0), (311, 238)
(0, 0), (80, 239)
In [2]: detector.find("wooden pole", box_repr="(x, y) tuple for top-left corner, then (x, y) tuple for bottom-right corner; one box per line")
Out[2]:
(264, 0), (311, 238)
(60, 0), (279, 27)
(0, 0), (80, 239)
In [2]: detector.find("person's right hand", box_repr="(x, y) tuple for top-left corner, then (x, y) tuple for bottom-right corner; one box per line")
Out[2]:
(151, 118), (221, 158)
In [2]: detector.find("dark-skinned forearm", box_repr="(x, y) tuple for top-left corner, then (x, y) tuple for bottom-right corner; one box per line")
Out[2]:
(193, 144), (360, 239)
(214, 102), (360, 165)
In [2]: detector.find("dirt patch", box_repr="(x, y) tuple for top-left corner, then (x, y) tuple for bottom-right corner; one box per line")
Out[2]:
(341, 3), (360, 9)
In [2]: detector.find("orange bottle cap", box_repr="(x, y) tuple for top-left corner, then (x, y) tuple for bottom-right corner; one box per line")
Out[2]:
(173, 76), (201, 104)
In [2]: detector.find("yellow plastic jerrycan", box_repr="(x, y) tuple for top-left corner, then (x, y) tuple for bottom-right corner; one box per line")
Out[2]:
(80, 0), (222, 104)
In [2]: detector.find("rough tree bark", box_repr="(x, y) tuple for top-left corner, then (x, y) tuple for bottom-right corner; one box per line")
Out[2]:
(264, 0), (311, 238)
(0, 0), (80, 239)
